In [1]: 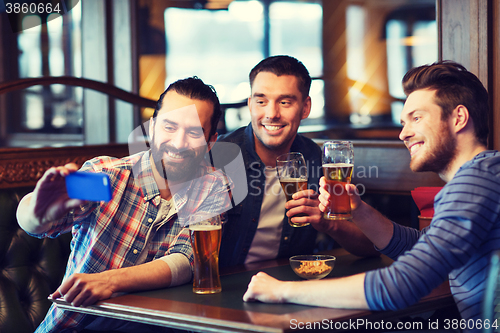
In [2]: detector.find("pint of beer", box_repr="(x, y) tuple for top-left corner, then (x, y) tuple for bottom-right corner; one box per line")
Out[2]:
(322, 141), (354, 220)
(189, 216), (222, 294)
(276, 152), (309, 227)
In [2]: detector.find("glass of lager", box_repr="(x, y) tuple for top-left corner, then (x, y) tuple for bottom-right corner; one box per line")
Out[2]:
(189, 215), (223, 294)
(276, 152), (309, 227)
(322, 141), (354, 220)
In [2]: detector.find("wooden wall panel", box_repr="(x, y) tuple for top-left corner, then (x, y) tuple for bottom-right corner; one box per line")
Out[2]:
(322, 0), (350, 121)
(0, 144), (130, 189)
(493, 0), (500, 150)
(439, 0), (497, 149)
(439, 0), (489, 87)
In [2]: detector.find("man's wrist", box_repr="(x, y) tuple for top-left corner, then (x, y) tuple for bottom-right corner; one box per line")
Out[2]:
(320, 217), (339, 234)
(98, 269), (118, 294)
(280, 281), (295, 303)
(351, 201), (370, 223)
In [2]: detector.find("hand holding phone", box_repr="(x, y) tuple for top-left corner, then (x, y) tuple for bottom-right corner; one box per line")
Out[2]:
(65, 172), (112, 202)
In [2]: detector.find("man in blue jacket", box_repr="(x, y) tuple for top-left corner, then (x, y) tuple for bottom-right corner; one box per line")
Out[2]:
(218, 55), (377, 268)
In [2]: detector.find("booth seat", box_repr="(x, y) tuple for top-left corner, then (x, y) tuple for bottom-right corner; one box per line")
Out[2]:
(0, 144), (129, 333)
(0, 77), (154, 332)
(0, 186), (72, 333)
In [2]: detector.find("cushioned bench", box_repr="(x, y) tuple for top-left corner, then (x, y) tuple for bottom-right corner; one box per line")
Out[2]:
(0, 144), (130, 332)
(0, 186), (72, 333)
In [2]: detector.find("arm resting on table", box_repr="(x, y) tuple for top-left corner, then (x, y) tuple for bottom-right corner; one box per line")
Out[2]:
(244, 271), (369, 310)
(51, 254), (191, 307)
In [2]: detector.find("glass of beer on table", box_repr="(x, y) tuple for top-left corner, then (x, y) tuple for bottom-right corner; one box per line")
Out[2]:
(189, 215), (223, 294)
(322, 141), (354, 220)
(276, 152), (309, 227)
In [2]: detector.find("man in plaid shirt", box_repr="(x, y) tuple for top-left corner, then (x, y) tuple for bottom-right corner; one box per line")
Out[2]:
(16, 77), (233, 332)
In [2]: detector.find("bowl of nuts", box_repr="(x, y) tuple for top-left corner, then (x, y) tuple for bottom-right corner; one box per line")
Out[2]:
(289, 255), (336, 280)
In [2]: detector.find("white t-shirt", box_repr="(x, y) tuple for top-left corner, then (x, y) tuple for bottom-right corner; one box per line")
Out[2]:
(245, 167), (285, 264)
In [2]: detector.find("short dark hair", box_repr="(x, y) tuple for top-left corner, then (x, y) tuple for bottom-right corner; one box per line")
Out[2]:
(402, 60), (489, 146)
(153, 76), (221, 138)
(249, 55), (311, 100)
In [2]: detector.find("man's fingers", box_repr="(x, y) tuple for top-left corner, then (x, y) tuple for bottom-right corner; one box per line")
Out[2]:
(81, 294), (100, 307)
(42, 163), (79, 179)
(71, 288), (94, 307)
(49, 290), (61, 299)
(291, 189), (317, 200)
(243, 274), (259, 302)
(345, 183), (358, 195)
(64, 162), (79, 171)
(318, 191), (329, 206)
(243, 272), (269, 302)
(64, 199), (86, 210)
(243, 289), (254, 302)
(286, 197), (316, 209)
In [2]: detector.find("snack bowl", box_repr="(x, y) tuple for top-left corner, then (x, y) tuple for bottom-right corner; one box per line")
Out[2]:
(289, 255), (336, 280)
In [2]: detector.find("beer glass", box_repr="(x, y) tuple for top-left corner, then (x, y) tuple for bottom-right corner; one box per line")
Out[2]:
(189, 215), (222, 294)
(322, 141), (354, 220)
(276, 152), (309, 227)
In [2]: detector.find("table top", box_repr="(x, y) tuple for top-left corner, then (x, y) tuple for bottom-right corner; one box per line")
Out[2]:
(52, 248), (454, 332)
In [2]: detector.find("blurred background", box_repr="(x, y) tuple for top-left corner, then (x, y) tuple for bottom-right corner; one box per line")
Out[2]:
(0, 0), (497, 150)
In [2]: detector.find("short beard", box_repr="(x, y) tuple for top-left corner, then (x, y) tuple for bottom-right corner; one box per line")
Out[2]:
(410, 122), (457, 174)
(150, 142), (205, 183)
(254, 127), (291, 153)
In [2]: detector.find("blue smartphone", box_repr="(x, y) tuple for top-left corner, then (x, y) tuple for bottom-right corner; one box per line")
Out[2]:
(65, 172), (112, 202)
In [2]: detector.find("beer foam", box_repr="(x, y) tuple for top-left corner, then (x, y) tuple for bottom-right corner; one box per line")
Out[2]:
(189, 224), (222, 231)
(322, 163), (353, 167)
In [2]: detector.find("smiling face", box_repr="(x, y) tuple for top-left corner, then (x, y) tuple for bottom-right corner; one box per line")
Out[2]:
(248, 72), (311, 158)
(399, 89), (457, 174)
(149, 90), (216, 182)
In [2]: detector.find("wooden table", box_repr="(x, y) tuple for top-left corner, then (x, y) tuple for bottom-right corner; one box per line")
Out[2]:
(51, 248), (455, 332)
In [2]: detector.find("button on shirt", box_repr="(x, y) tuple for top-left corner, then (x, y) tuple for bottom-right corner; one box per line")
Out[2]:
(245, 167), (285, 264)
(31, 150), (232, 333)
(218, 124), (322, 268)
(136, 199), (175, 264)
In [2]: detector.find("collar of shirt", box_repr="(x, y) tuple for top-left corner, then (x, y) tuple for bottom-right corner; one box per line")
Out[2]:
(132, 151), (161, 206)
(243, 123), (310, 170)
(136, 150), (218, 213)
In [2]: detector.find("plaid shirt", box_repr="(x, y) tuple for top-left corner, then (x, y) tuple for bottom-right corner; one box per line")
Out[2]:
(32, 151), (232, 333)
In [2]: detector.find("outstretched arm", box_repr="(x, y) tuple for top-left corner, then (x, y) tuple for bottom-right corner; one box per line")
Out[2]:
(243, 271), (368, 309)
(50, 253), (191, 307)
(17, 163), (85, 235)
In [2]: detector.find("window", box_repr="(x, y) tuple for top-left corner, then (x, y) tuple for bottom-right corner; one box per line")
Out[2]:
(9, 1), (82, 147)
(139, 0), (323, 133)
(343, 2), (436, 128)
(386, 5), (437, 123)
(0, 0), (438, 148)
(269, 1), (323, 121)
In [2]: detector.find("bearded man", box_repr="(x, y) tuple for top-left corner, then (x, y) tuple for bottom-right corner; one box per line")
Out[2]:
(17, 77), (232, 333)
(243, 61), (499, 331)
